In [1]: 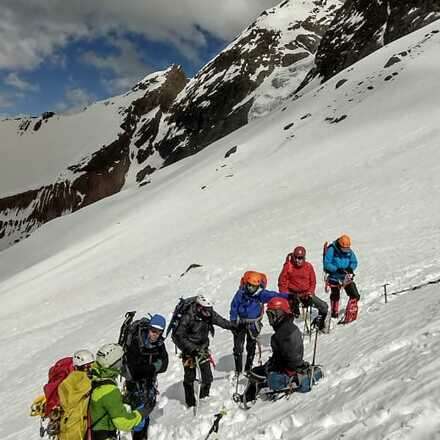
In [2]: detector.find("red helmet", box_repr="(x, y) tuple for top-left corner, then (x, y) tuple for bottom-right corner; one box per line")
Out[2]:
(267, 297), (291, 314)
(293, 246), (306, 258)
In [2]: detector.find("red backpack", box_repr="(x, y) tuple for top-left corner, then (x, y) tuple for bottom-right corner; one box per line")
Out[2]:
(43, 357), (74, 416)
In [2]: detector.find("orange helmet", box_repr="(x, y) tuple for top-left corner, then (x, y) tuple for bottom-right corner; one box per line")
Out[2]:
(240, 271), (267, 289)
(338, 234), (351, 248)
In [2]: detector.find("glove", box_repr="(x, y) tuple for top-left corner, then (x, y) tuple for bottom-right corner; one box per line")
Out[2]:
(133, 417), (145, 432)
(136, 403), (153, 418)
(311, 315), (324, 330)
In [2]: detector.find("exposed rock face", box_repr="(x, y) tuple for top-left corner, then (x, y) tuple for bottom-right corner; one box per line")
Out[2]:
(0, 66), (186, 250)
(148, 0), (342, 168)
(302, 0), (440, 85)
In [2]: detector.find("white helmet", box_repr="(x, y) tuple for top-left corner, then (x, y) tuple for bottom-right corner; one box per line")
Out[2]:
(196, 295), (213, 308)
(73, 349), (95, 367)
(96, 343), (124, 369)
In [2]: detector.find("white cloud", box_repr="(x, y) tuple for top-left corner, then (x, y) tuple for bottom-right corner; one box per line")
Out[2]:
(0, 0), (279, 70)
(81, 38), (153, 93)
(55, 87), (96, 113)
(5, 73), (39, 92)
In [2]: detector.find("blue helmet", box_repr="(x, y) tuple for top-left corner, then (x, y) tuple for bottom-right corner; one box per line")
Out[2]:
(149, 314), (166, 332)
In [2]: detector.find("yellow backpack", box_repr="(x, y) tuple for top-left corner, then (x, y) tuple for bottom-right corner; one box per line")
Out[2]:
(58, 370), (92, 440)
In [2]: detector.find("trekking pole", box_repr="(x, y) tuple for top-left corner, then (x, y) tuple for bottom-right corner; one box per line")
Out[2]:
(204, 408), (227, 440)
(383, 283), (390, 304)
(310, 326), (319, 389)
(302, 306), (310, 341)
(309, 306), (313, 343)
(194, 356), (201, 417)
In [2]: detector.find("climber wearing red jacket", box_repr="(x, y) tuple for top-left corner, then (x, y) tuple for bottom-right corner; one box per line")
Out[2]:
(278, 246), (328, 331)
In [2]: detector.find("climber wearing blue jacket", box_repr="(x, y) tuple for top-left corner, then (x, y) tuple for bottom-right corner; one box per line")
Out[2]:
(230, 271), (288, 374)
(323, 234), (360, 324)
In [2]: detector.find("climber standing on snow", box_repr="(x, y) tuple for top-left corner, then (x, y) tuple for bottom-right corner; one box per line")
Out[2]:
(230, 271), (289, 375)
(123, 314), (168, 440)
(323, 234), (360, 323)
(172, 295), (236, 408)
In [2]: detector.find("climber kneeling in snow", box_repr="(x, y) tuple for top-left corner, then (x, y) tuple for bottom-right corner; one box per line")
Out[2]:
(323, 234), (360, 324)
(240, 297), (322, 403)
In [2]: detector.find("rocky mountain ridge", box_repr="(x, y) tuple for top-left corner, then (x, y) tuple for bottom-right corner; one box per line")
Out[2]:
(2, 0), (440, 250)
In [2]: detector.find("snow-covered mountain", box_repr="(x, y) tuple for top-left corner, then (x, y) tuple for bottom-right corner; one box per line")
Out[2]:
(0, 0), (342, 251)
(0, 66), (187, 250)
(1, 16), (440, 440)
(301, 0), (440, 86)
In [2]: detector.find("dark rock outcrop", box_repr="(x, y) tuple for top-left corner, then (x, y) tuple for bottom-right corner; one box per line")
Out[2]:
(301, 0), (440, 86)
(151, 0), (342, 168)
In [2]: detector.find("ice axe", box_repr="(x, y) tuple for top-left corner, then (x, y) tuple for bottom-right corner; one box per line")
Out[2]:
(204, 408), (227, 440)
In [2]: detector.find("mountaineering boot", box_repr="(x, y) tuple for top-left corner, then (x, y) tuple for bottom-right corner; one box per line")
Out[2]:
(312, 314), (327, 332)
(199, 383), (211, 399)
(183, 382), (196, 407)
(330, 298), (339, 318)
(341, 298), (358, 324)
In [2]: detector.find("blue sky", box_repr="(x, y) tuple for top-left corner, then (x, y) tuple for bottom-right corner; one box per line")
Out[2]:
(0, 0), (278, 117)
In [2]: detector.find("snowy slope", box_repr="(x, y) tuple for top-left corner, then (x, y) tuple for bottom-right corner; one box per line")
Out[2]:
(1, 20), (440, 440)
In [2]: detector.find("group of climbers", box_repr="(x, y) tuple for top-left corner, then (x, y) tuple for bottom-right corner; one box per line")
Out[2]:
(31, 234), (359, 438)
(32, 314), (168, 440)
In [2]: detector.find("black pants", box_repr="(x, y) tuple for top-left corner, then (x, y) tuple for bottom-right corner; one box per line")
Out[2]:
(92, 431), (117, 440)
(289, 294), (328, 318)
(233, 325), (259, 373)
(183, 356), (213, 407)
(330, 281), (360, 302)
(243, 365), (267, 402)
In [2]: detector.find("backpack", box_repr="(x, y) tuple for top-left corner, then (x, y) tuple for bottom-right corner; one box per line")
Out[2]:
(43, 357), (75, 417)
(165, 296), (197, 342)
(30, 357), (76, 439)
(118, 311), (153, 354)
(57, 371), (92, 440)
